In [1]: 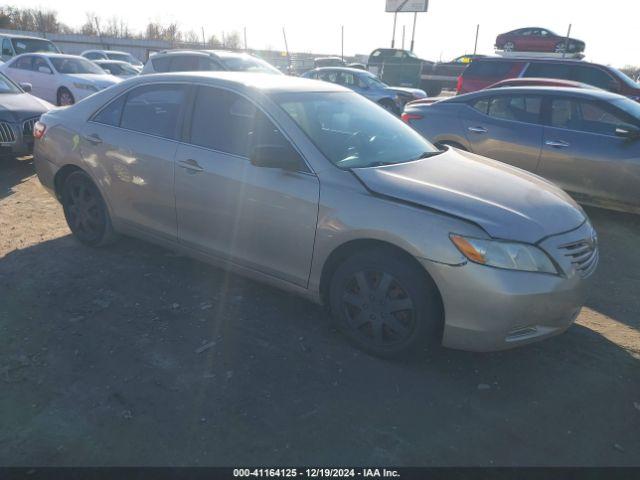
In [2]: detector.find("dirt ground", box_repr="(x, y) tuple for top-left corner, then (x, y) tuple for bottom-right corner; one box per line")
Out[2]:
(1, 156), (639, 467)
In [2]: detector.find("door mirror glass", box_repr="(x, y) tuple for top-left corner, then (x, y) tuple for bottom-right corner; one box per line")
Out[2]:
(19, 82), (32, 93)
(615, 125), (640, 139)
(250, 144), (302, 171)
(37, 66), (52, 74)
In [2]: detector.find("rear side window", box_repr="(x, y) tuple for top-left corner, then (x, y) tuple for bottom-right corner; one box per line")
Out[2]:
(464, 61), (518, 79)
(120, 84), (188, 139)
(571, 66), (615, 90)
(168, 55), (201, 72)
(487, 95), (542, 123)
(11, 55), (33, 70)
(524, 62), (572, 80)
(151, 56), (171, 72)
(84, 52), (104, 60)
(189, 86), (294, 158)
(92, 94), (127, 127)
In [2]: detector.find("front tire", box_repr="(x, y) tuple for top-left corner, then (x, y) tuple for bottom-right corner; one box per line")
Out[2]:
(61, 171), (117, 247)
(57, 88), (75, 106)
(329, 248), (443, 358)
(503, 41), (515, 52)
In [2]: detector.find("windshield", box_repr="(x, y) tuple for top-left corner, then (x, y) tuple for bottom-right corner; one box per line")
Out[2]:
(11, 38), (59, 55)
(0, 72), (22, 94)
(100, 62), (138, 76)
(51, 57), (106, 75)
(612, 98), (640, 120)
(220, 56), (281, 74)
(106, 52), (142, 66)
(276, 92), (439, 169)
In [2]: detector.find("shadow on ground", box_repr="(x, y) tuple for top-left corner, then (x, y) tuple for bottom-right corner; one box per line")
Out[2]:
(1, 228), (639, 466)
(0, 156), (35, 201)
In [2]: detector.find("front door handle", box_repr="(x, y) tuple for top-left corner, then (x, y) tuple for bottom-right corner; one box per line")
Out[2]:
(545, 140), (570, 148)
(178, 159), (204, 173)
(83, 133), (102, 145)
(468, 126), (488, 134)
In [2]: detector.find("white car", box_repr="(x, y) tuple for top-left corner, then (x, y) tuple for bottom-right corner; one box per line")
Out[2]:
(0, 53), (122, 106)
(81, 50), (143, 68)
(93, 60), (140, 78)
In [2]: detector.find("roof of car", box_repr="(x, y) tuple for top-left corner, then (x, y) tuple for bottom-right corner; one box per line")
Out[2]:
(311, 67), (373, 75)
(0, 34), (53, 40)
(83, 49), (130, 55)
(451, 86), (623, 102)
(473, 56), (591, 65)
(153, 49), (247, 58)
(93, 59), (131, 65)
(125, 71), (349, 94)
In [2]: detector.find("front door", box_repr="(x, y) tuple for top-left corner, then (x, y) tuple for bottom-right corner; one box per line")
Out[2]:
(30, 56), (56, 103)
(174, 86), (320, 287)
(81, 83), (190, 241)
(462, 93), (544, 172)
(538, 96), (640, 209)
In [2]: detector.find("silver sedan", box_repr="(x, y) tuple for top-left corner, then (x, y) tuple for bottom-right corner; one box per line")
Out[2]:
(33, 73), (597, 357)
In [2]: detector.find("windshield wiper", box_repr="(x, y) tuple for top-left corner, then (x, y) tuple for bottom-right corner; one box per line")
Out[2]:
(411, 151), (441, 161)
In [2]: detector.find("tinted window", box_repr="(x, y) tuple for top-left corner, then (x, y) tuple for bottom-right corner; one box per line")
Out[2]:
(120, 84), (188, 139)
(524, 62), (572, 80)
(151, 56), (171, 72)
(85, 52), (104, 60)
(190, 87), (293, 158)
(2, 39), (13, 56)
(11, 56), (33, 70)
(571, 66), (616, 90)
(488, 95), (541, 123)
(471, 98), (489, 114)
(11, 38), (58, 55)
(550, 98), (631, 135)
(168, 55), (201, 72)
(464, 61), (518, 79)
(51, 57), (104, 74)
(33, 57), (52, 73)
(92, 94), (127, 126)
(318, 71), (339, 83)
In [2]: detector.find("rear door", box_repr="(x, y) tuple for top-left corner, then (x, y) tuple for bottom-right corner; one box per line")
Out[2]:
(82, 83), (189, 241)
(5, 54), (34, 86)
(538, 96), (640, 209)
(461, 93), (544, 171)
(174, 86), (320, 287)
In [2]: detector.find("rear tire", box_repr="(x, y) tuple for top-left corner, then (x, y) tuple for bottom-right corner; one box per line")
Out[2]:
(554, 42), (568, 53)
(503, 41), (515, 52)
(329, 248), (443, 359)
(57, 88), (75, 106)
(61, 171), (117, 247)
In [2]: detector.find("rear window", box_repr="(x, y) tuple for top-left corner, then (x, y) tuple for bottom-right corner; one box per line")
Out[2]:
(151, 56), (172, 72)
(464, 61), (519, 79)
(524, 62), (572, 80)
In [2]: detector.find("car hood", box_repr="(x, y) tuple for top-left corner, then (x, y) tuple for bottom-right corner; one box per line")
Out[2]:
(352, 148), (586, 243)
(65, 74), (122, 88)
(0, 92), (52, 122)
(389, 87), (427, 99)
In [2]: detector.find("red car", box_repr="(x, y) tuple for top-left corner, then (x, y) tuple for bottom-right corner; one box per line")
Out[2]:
(495, 27), (585, 54)
(485, 77), (597, 90)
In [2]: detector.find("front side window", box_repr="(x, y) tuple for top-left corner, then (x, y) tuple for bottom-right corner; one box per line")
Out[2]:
(120, 84), (188, 139)
(276, 91), (439, 169)
(550, 98), (632, 135)
(189, 86), (294, 158)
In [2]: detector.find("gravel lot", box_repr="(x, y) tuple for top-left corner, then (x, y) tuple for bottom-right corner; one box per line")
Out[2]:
(1, 156), (639, 466)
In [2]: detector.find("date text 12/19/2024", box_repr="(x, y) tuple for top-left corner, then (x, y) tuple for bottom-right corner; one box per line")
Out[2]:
(233, 469), (401, 478)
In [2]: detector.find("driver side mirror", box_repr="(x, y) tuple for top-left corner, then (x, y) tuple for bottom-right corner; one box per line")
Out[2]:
(19, 82), (32, 93)
(250, 144), (302, 171)
(37, 66), (52, 74)
(615, 125), (640, 140)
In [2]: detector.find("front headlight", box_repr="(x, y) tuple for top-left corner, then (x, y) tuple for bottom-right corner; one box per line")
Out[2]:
(450, 234), (558, 274)
(73, 83), (98, 92)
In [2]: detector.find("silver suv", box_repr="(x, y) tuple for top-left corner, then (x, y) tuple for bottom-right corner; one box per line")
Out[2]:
(33, 73), (596, 358)
(141, 50), (281, 75)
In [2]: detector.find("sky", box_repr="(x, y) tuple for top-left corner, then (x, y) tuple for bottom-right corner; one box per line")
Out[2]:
(11, 0), (638, 67)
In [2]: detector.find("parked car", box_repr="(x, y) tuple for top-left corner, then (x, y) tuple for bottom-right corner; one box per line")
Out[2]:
(0, 34), (61, 62)
(420, 54), (487, 97)
(93, 60), (140, 78)
(457, 57), (640, 99)
(301, 67), (404, 113)
(33, 72), (596, 357)
(486, 77), (597, 90)
(0, 54), (121, 106)
(314, 57), (345, 68)
(347, 63), (367, 70)
(81, 50), (143, 68)
(402, 86), (640, 214)
(141, 50), (281, 75)
(0, 72), (52, 156)
(495, 27), (585, 54)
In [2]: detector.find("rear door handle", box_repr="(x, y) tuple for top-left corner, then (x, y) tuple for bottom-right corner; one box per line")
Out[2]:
(83, 133), (102, 145)
(545, 140), (570, 148)
(178, 159), (204, 173)
(468, 126), (488, 134)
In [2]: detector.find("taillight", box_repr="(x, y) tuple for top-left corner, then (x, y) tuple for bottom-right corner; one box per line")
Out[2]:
(401, 113), (423, 124)
(456, 75), (464, 94)
(33, 121), (46, 140)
